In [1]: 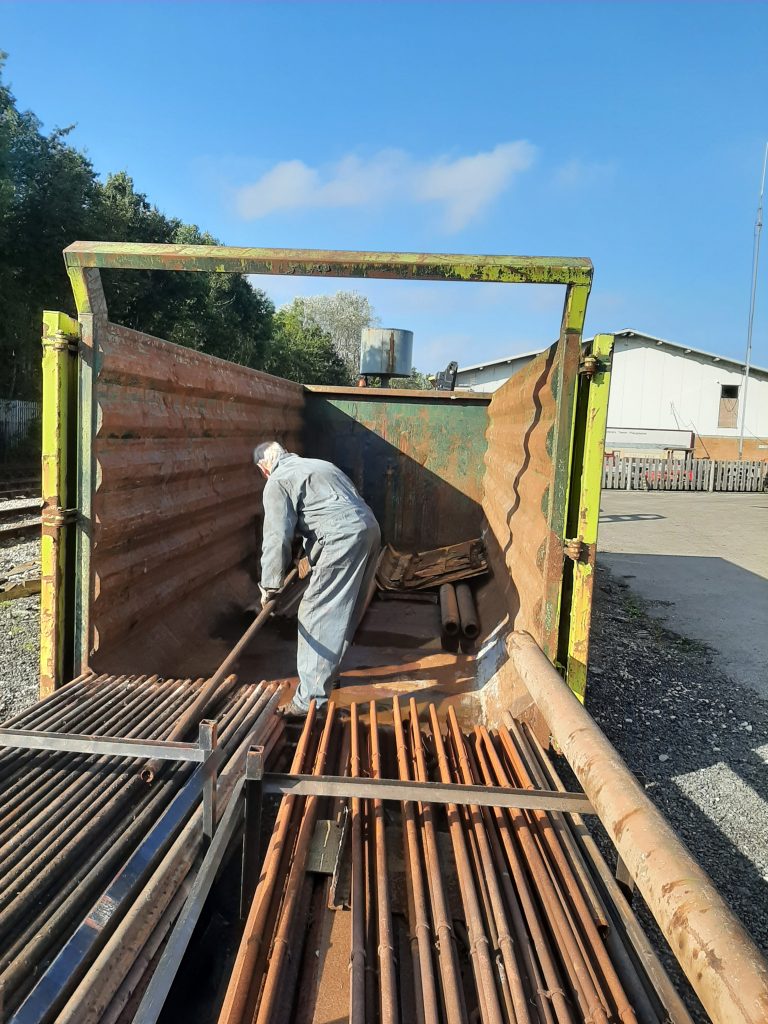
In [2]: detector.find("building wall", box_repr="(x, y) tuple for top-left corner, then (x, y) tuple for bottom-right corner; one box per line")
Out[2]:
(606, 339), (768, 438)
(455, 354), (536, 393)
(458, 336), (768, 459)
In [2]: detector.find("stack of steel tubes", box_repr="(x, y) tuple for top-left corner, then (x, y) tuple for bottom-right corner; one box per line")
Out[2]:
(0, 671), (285, 1024)
(221, 698), (687, 1024)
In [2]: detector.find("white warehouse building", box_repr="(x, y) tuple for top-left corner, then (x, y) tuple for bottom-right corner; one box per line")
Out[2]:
(456, 329), (768, 460)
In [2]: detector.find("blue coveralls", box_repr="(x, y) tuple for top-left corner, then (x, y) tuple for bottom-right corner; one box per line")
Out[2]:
(259, 453), (381, 711)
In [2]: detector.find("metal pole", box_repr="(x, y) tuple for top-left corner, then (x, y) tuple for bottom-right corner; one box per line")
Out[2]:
(738, 141), (767, 460)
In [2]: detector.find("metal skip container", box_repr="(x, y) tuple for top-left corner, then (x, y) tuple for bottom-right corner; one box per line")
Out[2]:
(360, 327), (413, 379)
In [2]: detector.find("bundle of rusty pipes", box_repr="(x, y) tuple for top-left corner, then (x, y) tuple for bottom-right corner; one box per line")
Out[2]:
(0, 671), (285, 1024)
(220, 699), (685, 1024)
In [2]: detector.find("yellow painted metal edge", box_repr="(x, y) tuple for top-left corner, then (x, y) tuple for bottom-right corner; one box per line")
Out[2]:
(40, 311), (80, 696)
(564, 333), (614, 701)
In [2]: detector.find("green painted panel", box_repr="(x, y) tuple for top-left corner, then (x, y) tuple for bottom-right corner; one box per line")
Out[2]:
(304, 394), (489, 549)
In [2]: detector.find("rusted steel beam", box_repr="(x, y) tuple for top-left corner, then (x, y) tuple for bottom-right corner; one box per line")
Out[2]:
(408, 699), (467, 1024)
(439, 584), (460, 637)
(369, 702), (399, 1024)
(455, 583), (479, 639)
(217, 704), (318, 1024)
(496, 722), (637, 1024)
(392, 697), (439, 1024)
(254, 707), (337, 1024)
(478, 724), (611, 1024)
(349, 704), (366, 1024)
(428, 705), (504, 1024)
(508, 630), (768, 1024)
(63, 241), (593, 286)
(446, 708), (532, 1024)
(258, 772), (594, 813)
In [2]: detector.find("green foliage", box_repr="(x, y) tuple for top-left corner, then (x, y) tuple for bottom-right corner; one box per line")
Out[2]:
(0, 55), (273, 399)
(264, 303), (353, 386)
(392, 367), (433, 390)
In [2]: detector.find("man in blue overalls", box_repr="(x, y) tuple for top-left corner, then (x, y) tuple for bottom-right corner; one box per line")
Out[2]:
(254, 441), (381, 717)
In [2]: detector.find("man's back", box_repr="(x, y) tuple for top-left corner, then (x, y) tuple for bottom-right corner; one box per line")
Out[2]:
(266, 452), (370, 536)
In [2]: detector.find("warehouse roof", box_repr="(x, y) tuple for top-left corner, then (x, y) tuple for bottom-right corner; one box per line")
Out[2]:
(458, 329), (768, 377)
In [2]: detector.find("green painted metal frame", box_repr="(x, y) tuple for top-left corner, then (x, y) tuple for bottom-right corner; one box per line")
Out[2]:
(60, 241), (596, 691)
(40, 312), (79, 695)
(557, 333), (614, 700)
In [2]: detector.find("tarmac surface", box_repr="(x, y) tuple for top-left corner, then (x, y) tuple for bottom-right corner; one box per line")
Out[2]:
(597, 491), (768, 699)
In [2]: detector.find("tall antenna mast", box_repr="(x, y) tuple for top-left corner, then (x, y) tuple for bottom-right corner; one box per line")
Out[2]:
(738, 142), (767, 460)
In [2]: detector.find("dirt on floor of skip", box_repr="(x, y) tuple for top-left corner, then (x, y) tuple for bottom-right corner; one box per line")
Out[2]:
(581, 560), (768, 1023)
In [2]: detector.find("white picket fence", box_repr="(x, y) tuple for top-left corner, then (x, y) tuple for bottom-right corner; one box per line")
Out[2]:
(0, 399), (41, 454)
(602, 456), (768, 492)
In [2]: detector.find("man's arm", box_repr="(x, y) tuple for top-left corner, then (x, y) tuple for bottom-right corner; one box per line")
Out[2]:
(260, 479), (297, 591)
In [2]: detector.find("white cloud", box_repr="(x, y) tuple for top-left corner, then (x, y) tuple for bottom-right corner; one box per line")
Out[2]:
(235, 141), (536, 231)
(554, 158), (616, 189)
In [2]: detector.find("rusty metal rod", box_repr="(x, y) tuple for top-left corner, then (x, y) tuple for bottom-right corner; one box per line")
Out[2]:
(506, 717), (609, 933)
(447, 707), (532, 1024)
(455, 584), (479, 640)
(439, 584), (460, 637)
(1, 683), (270, 1015)
(254, 704), (337, 1024)
(467, 730), (560, 1024)
(522, 721), (693, 1024)
(216, 701), (318, 1024)
(408, 698), (467, 1024)
(507, 630), (768, 1024)
(478, 725), (609, 1024)
(428, 704), (504, 1024)
(497, 722), (637, 1024)
(141, 570), (298, 783)
(369, 701), (399, 1024)
(392, 697), (439, 1024)
(349, 703), (367, 1024)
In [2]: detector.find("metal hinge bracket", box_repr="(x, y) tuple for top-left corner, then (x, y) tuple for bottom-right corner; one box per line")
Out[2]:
(564, 538), (584, 562)
(578, 354), (603, 379)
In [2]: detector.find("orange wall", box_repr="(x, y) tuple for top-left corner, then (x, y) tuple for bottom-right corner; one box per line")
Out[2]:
(693, 436), (768, 460)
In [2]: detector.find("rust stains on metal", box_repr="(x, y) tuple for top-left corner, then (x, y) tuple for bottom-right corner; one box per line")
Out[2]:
(88, 322), (303, 671)
(482, 333), (580, 662)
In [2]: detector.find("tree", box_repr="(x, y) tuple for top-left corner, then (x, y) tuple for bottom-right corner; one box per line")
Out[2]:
(92, 175), (275, 369)
(392, 367), (433, 390)
(0, 52), (97, 398)
(294, 291), (378, 375)
(264, 302), (352, 386)
(0, 55), (274, 399)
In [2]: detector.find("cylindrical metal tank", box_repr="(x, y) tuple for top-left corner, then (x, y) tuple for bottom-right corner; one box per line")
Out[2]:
(360, 328), (413, 378)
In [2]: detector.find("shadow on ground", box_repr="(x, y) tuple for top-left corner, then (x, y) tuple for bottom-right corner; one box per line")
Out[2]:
(577, 564), (768, 1024)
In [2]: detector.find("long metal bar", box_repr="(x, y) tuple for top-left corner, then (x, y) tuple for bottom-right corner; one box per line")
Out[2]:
(257, 772), (594, 813)
(132, 776), (247, 1024)
(522, 721), (693, 1024)
(63, 241), (593, 286)
(369, 702), (398, 1024)
(217, 704), (318, 1024)
(508, 630), (768, 1024)
(8, 749), (224, 1024)
(408, 698), (467, 1024)
(0, 728), (206, 762)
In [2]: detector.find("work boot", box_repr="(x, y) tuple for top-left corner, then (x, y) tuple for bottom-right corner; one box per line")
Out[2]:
(282, 699), (309, 719)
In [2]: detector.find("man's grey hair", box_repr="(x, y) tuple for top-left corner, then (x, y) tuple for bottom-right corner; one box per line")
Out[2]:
(253, 441), (287, 471)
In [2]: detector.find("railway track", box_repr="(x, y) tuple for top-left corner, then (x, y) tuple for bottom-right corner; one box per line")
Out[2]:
(0, 498), (42, 541)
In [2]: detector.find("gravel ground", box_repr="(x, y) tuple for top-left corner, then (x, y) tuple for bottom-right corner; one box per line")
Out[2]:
(0, 535), (40, 722)
(583, 560), (768, 1022)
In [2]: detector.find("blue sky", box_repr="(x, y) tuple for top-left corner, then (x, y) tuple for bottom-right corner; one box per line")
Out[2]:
(3, 1), (767, 372)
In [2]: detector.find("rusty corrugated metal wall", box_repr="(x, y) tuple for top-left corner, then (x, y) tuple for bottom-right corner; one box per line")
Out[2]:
(304, 390), (489, 550)
(88, 323), (303, 668)
(482, 337), (580, 661)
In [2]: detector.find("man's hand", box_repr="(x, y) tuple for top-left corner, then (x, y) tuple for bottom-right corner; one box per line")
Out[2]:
(259, 585), (279, 610)
(297, 556), (312, 580)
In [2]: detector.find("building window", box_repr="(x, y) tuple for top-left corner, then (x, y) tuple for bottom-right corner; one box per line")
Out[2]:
(718, 384), (739, 428)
